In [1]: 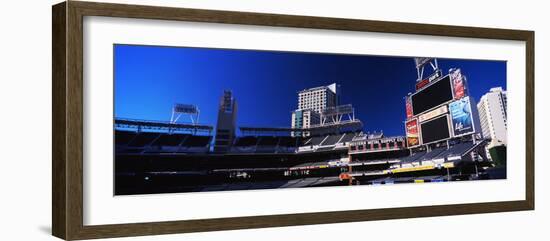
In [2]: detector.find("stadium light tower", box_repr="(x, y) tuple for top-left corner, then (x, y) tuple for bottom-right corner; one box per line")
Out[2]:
(414, 57), (439, 82)
(170, 103), (200, 125)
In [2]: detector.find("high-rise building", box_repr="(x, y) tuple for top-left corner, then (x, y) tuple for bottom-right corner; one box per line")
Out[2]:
(214, 90), (238, 153)
(291, 83), (338, 134)
(291, 109), (320, 129)
(296, 83), (338, 113)
(477, 87), (507, 145)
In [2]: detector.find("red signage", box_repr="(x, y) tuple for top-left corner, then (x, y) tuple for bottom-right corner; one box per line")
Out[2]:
(406, 119), (420, 147)
(405, 97), (413, 119)
(416, 70), (441, 91)
(415, 78), (430, 90)
(451, 69), (465, 99)
(339, 173), (351, 180)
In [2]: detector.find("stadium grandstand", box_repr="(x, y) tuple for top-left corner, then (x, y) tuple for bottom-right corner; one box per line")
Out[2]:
(115, 118), (213, 154)
(115, 118), (492, 194)
(114, 117), (360, 194)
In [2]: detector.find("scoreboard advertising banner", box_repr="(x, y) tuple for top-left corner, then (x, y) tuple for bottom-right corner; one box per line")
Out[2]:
(405, 119), (420, 147)
(405, 96), (413, 119)
(449, 97), (474, 136)
(451, 68), (466, 99)
(415, 70), (441, 91)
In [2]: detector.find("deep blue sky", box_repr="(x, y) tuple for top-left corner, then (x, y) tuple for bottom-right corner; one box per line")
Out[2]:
(114, 44), (506, 136)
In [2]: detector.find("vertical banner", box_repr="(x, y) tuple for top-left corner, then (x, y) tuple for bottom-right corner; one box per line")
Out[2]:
(451, 68), (466, 99)
(449, 97), (474, 136)
(406, 119), (420, 147)
(405, 96), (413, 119)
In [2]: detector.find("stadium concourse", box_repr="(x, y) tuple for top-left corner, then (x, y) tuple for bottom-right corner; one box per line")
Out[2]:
(114, 118), (493, 195)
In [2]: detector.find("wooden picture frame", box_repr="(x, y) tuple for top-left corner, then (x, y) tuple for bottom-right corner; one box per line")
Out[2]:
(52, 1), (534, 240)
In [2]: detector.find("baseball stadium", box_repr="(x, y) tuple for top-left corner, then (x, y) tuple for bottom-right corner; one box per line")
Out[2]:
(114, 47), (507, 195)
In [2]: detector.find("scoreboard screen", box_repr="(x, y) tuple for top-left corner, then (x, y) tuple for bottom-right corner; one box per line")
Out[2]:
(411, 75), (453, 115)
(420, 115), (450, 144)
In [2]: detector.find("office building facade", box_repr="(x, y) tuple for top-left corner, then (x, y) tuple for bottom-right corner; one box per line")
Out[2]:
(477, 87), (508, 145)
(291, 83), (338, 133)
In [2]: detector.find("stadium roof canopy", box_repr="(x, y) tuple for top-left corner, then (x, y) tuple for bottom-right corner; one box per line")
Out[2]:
(115, 118), (213, 133)
(239, 126), (299, 136)
(239, 126), (299, 132)
(240, 120), (363, 136)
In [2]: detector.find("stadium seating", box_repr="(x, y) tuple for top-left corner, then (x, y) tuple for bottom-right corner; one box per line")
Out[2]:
(128, 132), (160, 147)
(398, 141), (480, 166)
(120, 148), (146, 154)
(115, 130), (137, 145)
(436, 142), (475, 158)
(230, 136), (302, 153)
(257, 136), (279, 146)
(322, 134), (343, 146)
(182, 135), (212, 147)
(278, 136), (300, 147)
(151, 133), (189, 146)
(255, 146), (277, 153)
(340, 133), (355, 143)
(418, 147), (447, 162)
(115, 130), (212, 153)
(296, 132), (362, 153)
(114, 116), (490, 195)
(400, 151), (427, 163)
(234, 136), (259, 147)
(308, 136), (327, 146)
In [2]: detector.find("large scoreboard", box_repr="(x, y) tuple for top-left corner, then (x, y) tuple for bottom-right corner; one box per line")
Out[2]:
(405, 67), (479, 148)
(420, 115), (451, 144)
(411, 75), (453, 115)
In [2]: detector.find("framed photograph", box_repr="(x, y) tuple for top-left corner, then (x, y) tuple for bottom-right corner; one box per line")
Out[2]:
(52, 1), (534, 240)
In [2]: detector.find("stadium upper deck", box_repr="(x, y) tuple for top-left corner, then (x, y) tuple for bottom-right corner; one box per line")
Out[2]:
(114, 117), (490, 195)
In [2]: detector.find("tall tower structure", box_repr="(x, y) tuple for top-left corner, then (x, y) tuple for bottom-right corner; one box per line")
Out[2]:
(214, 90), (238, 153)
